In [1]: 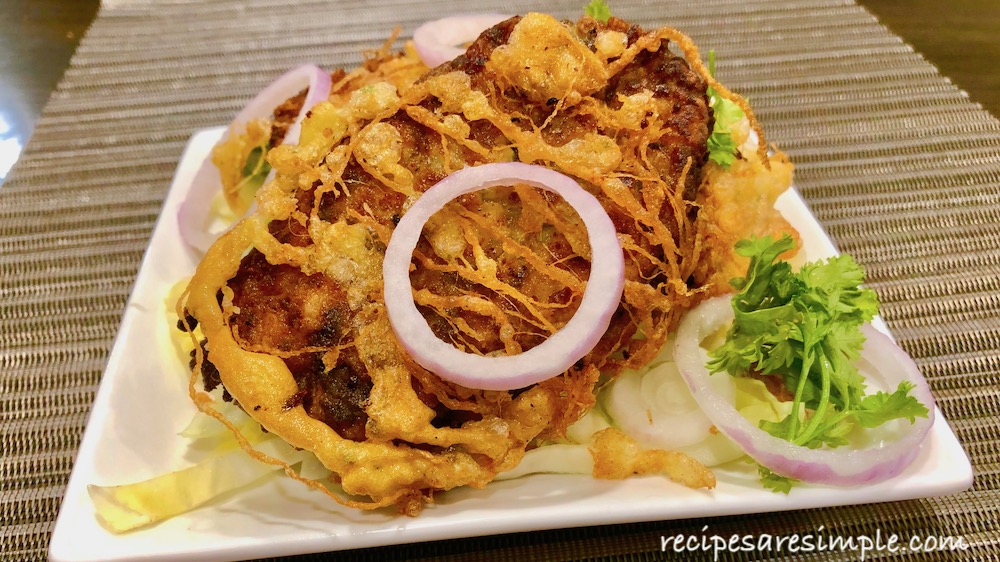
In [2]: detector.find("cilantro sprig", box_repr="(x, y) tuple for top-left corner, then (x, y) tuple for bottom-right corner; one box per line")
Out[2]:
(706, 50), (744, 168)
(708, 236), (930, 490)
(584, 0), (612, 23)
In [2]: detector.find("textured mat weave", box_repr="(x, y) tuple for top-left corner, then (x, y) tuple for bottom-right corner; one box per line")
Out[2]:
(2, 0), (998, 560)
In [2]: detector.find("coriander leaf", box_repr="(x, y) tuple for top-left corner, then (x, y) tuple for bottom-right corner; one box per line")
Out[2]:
(730, 235), (797, 311)
(758, 465), (796, 494)
(854, 381), (930, 427)
(821, 329), (867, 411)
(797, 254), (879, 326)
(584, 0), (611, 23)
(759, 415), (796, 442)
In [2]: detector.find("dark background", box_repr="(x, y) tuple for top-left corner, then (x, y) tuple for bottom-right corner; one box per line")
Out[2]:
(1, 0), (998, 184)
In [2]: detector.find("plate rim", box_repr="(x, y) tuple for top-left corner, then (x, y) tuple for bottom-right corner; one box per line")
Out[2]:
(48, 127), (974, 562)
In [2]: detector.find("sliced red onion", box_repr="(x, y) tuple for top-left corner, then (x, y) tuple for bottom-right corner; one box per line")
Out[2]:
(176, 64), (332, 255)
(412, 14), (512, 68)
(383, 162), (624, 391)
(177, 157), (225, 255)
(673, 295), (936, 486)
(227, 64), (332, 147)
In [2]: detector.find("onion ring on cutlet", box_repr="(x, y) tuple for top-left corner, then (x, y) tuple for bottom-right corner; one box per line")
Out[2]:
(383, 162), (624, 391)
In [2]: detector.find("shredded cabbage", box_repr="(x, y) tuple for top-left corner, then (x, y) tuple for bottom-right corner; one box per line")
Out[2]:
(496, 444), (594, 480)
(88, 435), (309, 533)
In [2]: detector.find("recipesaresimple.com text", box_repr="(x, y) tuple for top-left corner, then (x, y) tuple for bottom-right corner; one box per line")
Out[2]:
(660, 525), (969, 561)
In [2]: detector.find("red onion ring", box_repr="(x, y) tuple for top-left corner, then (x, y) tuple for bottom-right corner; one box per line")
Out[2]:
(228, 64), (331, 147)
(177, 156), (225, 255)
(412, 14), (512, 67)
(383, 162), (624, 391)
(673, 295), (936, 486)
(177, 64), (332, 255)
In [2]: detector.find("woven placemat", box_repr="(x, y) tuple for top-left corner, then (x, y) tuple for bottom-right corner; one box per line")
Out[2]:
(2, 0), (998, 560)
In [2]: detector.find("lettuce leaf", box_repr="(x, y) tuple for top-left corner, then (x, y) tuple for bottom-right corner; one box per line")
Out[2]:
(89, 435), (308, 533)
(705, 51), (745, 169)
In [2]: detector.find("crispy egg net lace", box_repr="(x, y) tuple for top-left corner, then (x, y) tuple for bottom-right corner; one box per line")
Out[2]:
(178, 13), (794, 514)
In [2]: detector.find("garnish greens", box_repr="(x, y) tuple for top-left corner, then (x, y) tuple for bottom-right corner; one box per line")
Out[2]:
(585, 0), (611, 23)
(758, 465), (796, 494)
(708, 235), (930, 491)
(240, 144), (272, 192)
(232, 142), (272, 210)
(706, 50), (744, 168)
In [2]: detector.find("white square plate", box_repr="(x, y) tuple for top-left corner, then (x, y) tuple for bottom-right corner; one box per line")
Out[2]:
(49, 127), (973, 562)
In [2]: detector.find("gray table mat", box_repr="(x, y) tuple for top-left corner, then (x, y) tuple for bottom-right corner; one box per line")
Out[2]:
(2, 0), (998, 560)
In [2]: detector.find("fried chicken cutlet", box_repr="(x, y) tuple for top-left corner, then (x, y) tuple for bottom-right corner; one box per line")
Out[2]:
(179, 12), (792, 514)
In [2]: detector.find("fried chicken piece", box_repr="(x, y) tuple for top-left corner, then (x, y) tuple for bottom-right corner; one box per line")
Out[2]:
(180, 12), (785, 514)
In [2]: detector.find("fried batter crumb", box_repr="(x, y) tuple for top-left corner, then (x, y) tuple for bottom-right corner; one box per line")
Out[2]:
(590, 428), (715, 489)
